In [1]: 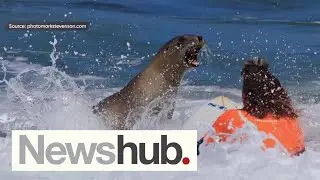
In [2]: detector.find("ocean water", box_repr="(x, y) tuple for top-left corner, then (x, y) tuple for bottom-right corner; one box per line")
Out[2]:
(0, 0), (320, 179)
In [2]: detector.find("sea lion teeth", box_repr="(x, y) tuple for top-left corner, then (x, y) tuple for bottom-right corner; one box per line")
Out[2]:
(191, 61), (200, 67)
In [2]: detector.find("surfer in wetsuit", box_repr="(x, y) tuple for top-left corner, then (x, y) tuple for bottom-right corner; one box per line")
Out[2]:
(197, 57), (305, 156)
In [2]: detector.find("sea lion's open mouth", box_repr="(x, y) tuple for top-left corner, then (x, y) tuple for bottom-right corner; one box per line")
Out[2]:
(185, 44), (203, 67)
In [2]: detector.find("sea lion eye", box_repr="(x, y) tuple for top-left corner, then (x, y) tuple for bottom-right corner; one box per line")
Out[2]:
(177, 36), (186, 47)
(178, 36), (186, 42)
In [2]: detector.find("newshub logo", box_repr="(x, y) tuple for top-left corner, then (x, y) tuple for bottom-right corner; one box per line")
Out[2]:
(12, 130), (197, 171)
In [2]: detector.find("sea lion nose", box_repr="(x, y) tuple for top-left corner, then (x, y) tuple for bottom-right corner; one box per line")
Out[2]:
(197, 36), (203, 42)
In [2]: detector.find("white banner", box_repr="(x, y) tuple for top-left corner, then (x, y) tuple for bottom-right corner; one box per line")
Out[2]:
(12, 130), (197, 171)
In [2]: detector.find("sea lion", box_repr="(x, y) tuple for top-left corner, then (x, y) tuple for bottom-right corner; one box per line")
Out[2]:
(93, 35), (205, 130)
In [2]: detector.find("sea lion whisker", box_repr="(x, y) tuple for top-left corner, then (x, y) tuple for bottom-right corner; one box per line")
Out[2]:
(162, 45), (181, 58)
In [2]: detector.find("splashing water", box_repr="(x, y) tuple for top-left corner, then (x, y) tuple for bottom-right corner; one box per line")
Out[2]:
(0, 61), (8, 84)
(0, 36), (108, 134)
(49, 35), (58, 67)
(200, 44), (214, 62)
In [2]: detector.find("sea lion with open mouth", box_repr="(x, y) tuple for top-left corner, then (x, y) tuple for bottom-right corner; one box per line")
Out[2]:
(93, 35), (205, 130)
